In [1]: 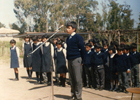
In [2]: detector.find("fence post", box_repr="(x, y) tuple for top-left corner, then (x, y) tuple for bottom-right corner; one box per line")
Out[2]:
(118, 31), (120, 45)
(137, 32), (139, 52)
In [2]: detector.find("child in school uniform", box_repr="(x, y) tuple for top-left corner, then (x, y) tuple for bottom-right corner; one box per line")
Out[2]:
(89, 38), (99, 52)
(108, 45), (117, 91)
(66, 21), (86, 100)
(10, 39), (20, 81)
(23, 35), (32, 79)
(124, 45), (131, 88)
(56, 40), (68, 87)
(83, 43), (94, 88)
(102, 39), (110, 89)
(53, 38), (59, 83)
(32, 36), (42, 84)
(42, 34), (54, 86)
(114, 46), (128, 92)
(130, 43), (140, 87)
(110, 41), (119, 53)
(91, 43), (105, 90)
(57, 36), (67, 49)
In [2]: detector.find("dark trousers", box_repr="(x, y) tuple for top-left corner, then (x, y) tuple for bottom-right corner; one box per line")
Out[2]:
(85, 66), (93, 87)
(127, 72), (131, 87)
(118, 72), (129, 89)
(82, 65), (87, 87)
(92, 68), (96, 88)
(95, 65), (105, 88)
(68, 57), (82, 99)
(131, 64), (140, 87)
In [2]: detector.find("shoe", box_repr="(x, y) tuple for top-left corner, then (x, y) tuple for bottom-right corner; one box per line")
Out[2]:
(13, 78), (19, 81)
(95, 87), (99, 90)
(68, 96), (75, 100)
(47, 82), (51, 86)
(110, 88), (113, 91)
(113, 88), (119, 92)
(39, 81), (44, 84)
(99, 87), (103, 91)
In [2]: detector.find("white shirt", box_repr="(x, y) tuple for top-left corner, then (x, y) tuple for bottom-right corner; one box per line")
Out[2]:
(91, 46), (94, 49)
(133, 51), (136, 55)
(127, 53), (130, 56)
(87, 49), (91, 54)
(69, 32), (76, 39)
(110, 53), (115, 58)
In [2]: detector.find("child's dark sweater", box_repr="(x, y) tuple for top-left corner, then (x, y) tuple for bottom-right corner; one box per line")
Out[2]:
(66, 33), (86, 60)
(83, 50), (93, 68)
(91, 51), (105, 67)
(114, 54), (127, 72)
(124, 53), (131, 69)
(130, 51), (140, 67)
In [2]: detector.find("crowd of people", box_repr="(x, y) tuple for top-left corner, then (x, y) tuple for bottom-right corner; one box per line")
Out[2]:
(9, 21), (140, 100)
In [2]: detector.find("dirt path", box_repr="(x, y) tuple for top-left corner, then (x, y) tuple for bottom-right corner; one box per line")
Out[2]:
(0, 57), (140, 100)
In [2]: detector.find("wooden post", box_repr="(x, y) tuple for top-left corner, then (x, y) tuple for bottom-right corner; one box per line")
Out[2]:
(2, 46), (4, 56)
(118, 31), (120, 45)
(109, 32), (111, 45)
(137, 32), (139, 52)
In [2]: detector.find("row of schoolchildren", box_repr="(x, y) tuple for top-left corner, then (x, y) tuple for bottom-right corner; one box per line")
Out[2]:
(10, 35), (68, 87)
(82, 38), (140, 93)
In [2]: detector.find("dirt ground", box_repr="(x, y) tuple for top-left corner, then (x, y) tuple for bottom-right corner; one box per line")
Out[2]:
(0, 57), (140, 100)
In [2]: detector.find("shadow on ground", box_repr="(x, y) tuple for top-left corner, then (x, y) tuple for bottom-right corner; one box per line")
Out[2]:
(20, 76), (36, 80)
(29, 85), (48, 90)
(54, 94), (71, 99)
(83, 90), (118, 100)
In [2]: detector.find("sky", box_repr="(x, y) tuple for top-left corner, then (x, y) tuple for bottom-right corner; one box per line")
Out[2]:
(0, 0), (140, 29)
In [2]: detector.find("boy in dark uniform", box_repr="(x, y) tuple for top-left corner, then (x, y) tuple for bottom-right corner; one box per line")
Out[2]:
(10, 39), (20, 81)
(91, 43), (105, 90)
(66, 21), (86, 100)
(114, 46), (128, 92)
(32, 36), (42, 84)
(130, 43), (140, 87)
(56, 40), (68, 87)
(124, 45), (131, 88)
(42, 34), (54, 86)
(23, 35), (32, 79)
(83, 43), (93, 88)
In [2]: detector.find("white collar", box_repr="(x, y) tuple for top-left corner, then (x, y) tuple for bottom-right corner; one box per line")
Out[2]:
(127, 53), (130, 56)
(34, 42), (40, 46)
(25, 42), (30, 44)
(44, 42), (50, 46)
(96, 51), (101, 55)
(71, 32), (76, 36)
(110, 53), (115, 58)
(11, 45), (16, 49)
(133, 51), (136, 55)
(91, 46), (94, 49)
(115, 50), (118, 54)
(87, 49), (91, 54)
(57, 47), (63, 52)
(105, 49), (108, 52)
(38, 42), (42, 44)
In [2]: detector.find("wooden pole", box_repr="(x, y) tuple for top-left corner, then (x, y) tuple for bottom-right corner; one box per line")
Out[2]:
(118, 31), (120, 45)
(137, 32), (139, 52)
